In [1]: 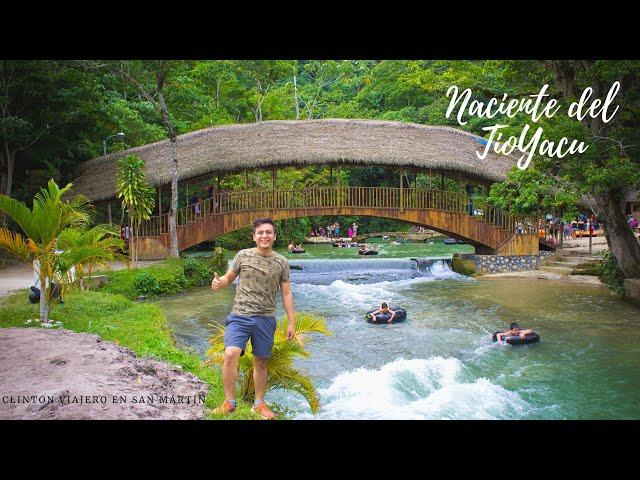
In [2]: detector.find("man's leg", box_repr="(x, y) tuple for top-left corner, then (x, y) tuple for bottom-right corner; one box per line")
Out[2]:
(249, 316), (277, 419)
(215, 314), (252, 414)
(222, 346), (243, 400)
(253, 356), (269, 403)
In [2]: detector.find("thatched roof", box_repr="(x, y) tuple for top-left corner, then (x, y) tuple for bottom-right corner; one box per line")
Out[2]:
(70, 119), (520, 201)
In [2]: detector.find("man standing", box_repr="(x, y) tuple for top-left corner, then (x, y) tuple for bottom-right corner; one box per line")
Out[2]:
(211, 218), (295, 419)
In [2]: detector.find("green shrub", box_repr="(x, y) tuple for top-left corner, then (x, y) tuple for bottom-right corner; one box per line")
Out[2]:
(597, 250), (625, 294)
(209, 247), (229, 276)
(451, 254), (476, 276)
(155, 271), (187, 296)
(183, 258), (211, 287)
(570, 261), (602, 276)
(134, 271), (162, 297)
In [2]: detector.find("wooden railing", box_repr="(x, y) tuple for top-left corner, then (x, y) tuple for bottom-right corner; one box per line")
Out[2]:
(138, 186), (528, 237)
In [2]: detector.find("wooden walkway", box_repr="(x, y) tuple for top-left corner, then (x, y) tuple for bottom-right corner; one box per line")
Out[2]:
(134, 186), (542, 259)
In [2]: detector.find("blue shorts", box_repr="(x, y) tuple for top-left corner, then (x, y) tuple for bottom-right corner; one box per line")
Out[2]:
(224, 313), (278, 359)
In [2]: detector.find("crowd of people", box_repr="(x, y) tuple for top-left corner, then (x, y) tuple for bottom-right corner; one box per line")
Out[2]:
(514, 214), (603, 246)
(309, 222), (359, 239)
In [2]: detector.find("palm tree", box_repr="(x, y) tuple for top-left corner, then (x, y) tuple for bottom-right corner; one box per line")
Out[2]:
(56, 224), (128, 290)
(0, 179), (94, 323)
(115, 154), (155, 263)
(206, 312), (331, 414)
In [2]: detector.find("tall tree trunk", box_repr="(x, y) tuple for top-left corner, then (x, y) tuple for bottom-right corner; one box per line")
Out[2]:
(157, 75), (180, 258)
(40, 284), (48, 323)
(550, 62), (640, 279)
(5, 151), (13, 197)
(37, 268), (49, 324)
(293, 74), (300, 120)
(591, 189), (640, 278)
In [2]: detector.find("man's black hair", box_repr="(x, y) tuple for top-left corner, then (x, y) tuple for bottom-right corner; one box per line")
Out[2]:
(381, 302), (389, 308)
(510, 322), (520, 330)
(253, 218), (276, 234)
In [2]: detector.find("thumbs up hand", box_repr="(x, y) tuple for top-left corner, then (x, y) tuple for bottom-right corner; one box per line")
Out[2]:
(211, 271), (223, 291)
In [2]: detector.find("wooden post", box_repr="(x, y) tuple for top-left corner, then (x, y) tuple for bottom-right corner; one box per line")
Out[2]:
(157, 185), (162, 217)
(457, 171), (462, 212)
(400, 168), (404, 212)
(272, 168), (277, 211)
(441, 171), (445, 191)
(244, 170), (248, 189)
(107, 202), (112, 225)
(336, 165), (341, 208)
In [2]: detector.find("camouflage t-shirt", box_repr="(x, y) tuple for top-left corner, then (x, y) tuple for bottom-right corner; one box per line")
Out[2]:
(230, 248), (291, 316)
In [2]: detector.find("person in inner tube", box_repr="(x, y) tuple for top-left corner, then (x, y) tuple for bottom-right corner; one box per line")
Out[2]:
(496, 322), (533, 342)
(370, 302), (397, 324)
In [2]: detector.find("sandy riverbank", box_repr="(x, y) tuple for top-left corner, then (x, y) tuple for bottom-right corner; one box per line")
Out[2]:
(0, 328), (208, 420)
(480, 236), (608, 285)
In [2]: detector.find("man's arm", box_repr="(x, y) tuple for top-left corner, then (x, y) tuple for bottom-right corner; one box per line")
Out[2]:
(388, 309), (396, 323)
(281, 280), (296, 340)
(211, 268), (238, 291)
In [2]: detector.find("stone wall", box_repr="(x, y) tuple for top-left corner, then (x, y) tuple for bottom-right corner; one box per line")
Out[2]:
(623, 279), (640, 306)
(454, 251), (554, 275)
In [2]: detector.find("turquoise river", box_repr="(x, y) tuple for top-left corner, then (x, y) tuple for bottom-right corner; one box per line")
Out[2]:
(156, 239), (640, 419)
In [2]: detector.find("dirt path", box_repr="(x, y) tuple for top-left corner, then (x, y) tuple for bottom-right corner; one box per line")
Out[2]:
(0, 328), (209, 420)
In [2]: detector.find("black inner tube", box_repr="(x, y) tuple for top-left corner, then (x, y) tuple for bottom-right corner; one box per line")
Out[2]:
(492, 331), (540, 345)
(365, 306), (407, 323)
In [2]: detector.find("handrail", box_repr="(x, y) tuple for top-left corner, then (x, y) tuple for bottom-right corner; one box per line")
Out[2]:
(137, 186), (526, 237)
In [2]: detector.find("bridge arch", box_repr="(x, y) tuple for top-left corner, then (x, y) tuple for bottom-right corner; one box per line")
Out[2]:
(133, 186), (539, 259)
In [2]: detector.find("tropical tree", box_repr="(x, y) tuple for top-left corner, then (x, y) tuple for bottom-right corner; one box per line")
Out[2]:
(56, 224), (128, 290)
(206, 312), (331, 415)
(0, 179), (94, 323)
(116, 154), (155, 263)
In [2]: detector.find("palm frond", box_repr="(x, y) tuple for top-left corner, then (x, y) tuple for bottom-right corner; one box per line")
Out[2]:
(269, 371), (320, 414)
(0, 228), (34, 262)
(205, 312), (331, 413)
(0, 195), (37, 238)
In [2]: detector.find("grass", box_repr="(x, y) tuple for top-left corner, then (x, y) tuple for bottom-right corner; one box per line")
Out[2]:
(0, 288), (263, 420)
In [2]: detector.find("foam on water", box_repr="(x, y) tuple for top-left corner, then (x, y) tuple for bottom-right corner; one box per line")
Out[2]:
(293, 357), (531, 420)
(288, 257), (470, 286)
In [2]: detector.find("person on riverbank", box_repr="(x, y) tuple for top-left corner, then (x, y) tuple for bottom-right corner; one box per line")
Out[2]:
(369, 302), (397, 324)
(495, 322), (533, 342)
(211, 217), (296, 419)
